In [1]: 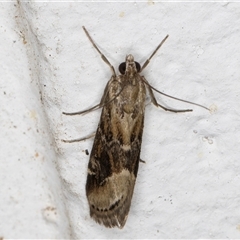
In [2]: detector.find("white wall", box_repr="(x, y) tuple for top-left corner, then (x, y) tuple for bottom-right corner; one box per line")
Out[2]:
(1, 1), (240, 238)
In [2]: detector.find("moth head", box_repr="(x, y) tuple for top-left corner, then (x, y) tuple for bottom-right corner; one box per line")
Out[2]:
(118, 54), (141, 75)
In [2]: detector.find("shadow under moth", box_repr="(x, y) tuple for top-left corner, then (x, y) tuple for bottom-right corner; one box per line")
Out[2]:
(62, 26), (209, 229)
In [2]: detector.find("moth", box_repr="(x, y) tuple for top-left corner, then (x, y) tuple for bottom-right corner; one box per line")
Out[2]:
(63, 26), (209, 228)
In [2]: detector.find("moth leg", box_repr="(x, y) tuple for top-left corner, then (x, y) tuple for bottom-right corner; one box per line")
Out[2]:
(63, 79), (111, 116)
(142, 77), (209, 111)
(63, 103), (104, 116)
(147, 84), (192, 113)
(62, 132), (95, 143)
(62, 92), (110, 116)
(82, 26), (116, 77)
(63, 78), (125, 116)
(143, 78), (192, 113)
(140, 159), (146, 164)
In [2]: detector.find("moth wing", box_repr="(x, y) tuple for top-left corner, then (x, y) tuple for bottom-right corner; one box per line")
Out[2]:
(86, 76), (145, 228)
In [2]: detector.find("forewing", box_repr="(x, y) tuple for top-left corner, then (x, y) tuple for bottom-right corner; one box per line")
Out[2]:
(86, 75), (146, 228)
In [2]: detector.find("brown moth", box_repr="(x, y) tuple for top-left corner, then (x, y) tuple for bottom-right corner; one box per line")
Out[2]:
(62, 27), (209, 228)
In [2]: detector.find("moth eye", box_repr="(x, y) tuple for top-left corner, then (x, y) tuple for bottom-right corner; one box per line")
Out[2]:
(135, 61), (141, 72)
(119, 62), (126, 74)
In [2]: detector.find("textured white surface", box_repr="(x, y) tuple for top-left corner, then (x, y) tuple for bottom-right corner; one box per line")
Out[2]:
(1, 1), (240, 239)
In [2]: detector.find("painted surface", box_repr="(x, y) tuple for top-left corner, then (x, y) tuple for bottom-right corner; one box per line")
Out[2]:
(1, 2), (240, 238)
